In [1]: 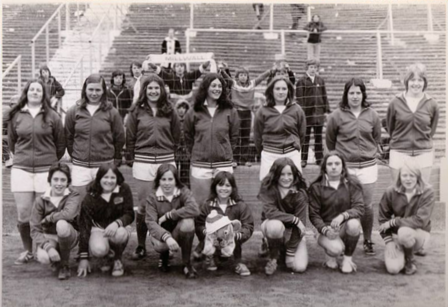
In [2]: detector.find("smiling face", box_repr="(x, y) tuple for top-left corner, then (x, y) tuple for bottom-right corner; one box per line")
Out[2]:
(407, 75), (425, 96)
(207, 78), (223, 101)
(160, 170), (176, 196)
(216, 179), (232, 202)
(146, 81), (161, 103)
(85, 82), (104, 105)
(400, 167), (417, 192)
(347, 85), (363, 110)
(27, 82), (44, 106)
(325, 155), (343, 181)
(100, 169), (118, 194)
(273, 80), (288, 105)
(278, 165), (294, 189)
(50, 171), (69, 197)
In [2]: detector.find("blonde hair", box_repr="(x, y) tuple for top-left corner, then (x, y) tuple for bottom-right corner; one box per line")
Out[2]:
(403, 63), (428, 92)
(395, 161), (426, 191)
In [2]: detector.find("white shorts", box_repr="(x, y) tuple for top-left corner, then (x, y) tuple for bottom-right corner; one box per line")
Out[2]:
(71, 165), (99, 187)
(389, 150), (434, 170)
(260, 150), (301, 181)
(190, 166), (234, 180)
(133, 161), (176, 181)
(11, 168), (49, 193)
(347, 164), (378, 184)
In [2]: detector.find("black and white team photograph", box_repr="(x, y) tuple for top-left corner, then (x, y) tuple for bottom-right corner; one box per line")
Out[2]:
(1, 0), (447, 306)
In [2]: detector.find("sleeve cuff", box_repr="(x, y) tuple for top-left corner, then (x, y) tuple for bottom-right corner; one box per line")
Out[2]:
(342, 212), (349, 220)
(292, 216), (300, 226)
(79, 252), (90, 259)
(162, 233), (172, 242)
(166, 210), (175, 220)
(321, 226), (329, 235)
(383, 236), (393, 244)
(234, 232), (242, 241)
(389, 218), (397, 227)
(115, 220), (123, 227)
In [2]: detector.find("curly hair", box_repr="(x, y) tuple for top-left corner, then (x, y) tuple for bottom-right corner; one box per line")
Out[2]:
(133, 73), (173, 117)
(193, 73), (233, 111)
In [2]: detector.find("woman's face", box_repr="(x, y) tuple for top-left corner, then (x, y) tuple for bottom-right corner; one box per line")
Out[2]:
(27, 82), (44, 106)
(50, 171), (69, 197)
(273, 80), (288, 104)
(146, 81), (161, 103)
(216, 179), (232, 201)
(408, 75), (425, 95)
(160, 170), (176, 196)
(400, 167), (418, 191)
(278, 165), (294, 189)
(85, 82), (104, 105)
(347, 85), (363, 109)
(237, 73), (248, 84)
(132, 65), (142, 78)
(100, 169), (118, 194)
(325, 155), (343, 180)
(207, 79), (222, 101)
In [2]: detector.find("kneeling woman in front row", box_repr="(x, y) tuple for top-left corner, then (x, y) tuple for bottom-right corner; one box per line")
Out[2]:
(30, 163), (80, 280)
(308, 151), (364, 274)
(77, 163), (135, 278)
(146, 164), (200, 278)
(195, 171), (254, 276)
(379, 162), (435, 275)
(258, 157), (309, 276)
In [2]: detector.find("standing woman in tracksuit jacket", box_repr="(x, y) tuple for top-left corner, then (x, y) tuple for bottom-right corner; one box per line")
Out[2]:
(8, 78), (66, 265)
(253, 75), (306, 181)
(106, 70), (133, 121)
(258, 157), (309, 276)
(194, 171), (254, 276)
(308, 151), (365, 274)
(326, 78), (382, 256)
(30, 163), (80, 280)
(184, 73), (240, 207)
(126, 74), (181, 261)
(386, 63), (439, 183)
(65, 74), (125, 202)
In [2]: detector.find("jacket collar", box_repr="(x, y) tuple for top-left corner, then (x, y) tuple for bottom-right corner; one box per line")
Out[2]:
(397, 92), (432, 104)
(321, 174), (348, 187)
(155, 187), (181, 201)
(21, 104), (43, 113)
(208, 198), (237, 207)
(394, 185), (424, 195)
(42, 188), (71, 200)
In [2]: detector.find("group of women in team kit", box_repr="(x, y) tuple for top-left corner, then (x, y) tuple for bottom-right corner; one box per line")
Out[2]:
(7, 60), (438, 280)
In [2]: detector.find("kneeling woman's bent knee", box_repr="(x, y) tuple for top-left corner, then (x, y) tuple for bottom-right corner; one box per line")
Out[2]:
(262, 220), (285, 239)
(318, 234), (345, 257)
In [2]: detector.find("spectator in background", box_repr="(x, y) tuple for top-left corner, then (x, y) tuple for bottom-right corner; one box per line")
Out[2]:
(252, 3), (264, 29)
(161, 28), (182, 70)
(175, 99), (191, 187)
(386, 63), (439, 183)
(220, 66), (271, 167)
(290, 4), (306, 31)
(296, 59), (330, 168)
(128, 61), (143, 105)
(38, 65), (65, 110)
(304, 15), (327, 61)
(107, 70), (133, 121)
(146, 61), (210, 97)
(267, 61), (296, 86)
(8, 79), (66, 265)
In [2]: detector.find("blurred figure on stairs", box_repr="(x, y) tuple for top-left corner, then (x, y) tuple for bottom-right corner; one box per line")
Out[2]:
(304, 15), (327, 61)
(290, 4), (306, 32)
(252, 3), (264, 29)
(128, 61), (143, 105)
(38, 64), (65, 114)
(161, 28), (182, 71)
(107, 70), (132, 122)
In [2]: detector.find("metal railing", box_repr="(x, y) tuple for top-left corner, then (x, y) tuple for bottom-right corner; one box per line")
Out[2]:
(186, 28), (445, 81)
(2, 55), (22, 99)
(31, 3), (70, 77)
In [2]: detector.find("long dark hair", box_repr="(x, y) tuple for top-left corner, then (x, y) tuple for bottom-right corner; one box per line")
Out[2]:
(193, 73), (233, 112)
(264, 76), (295, 107)
(153, 164), (184, 190)
(207, 171), (241, 202)
(47, 162), (72, 185)
(339, 78), (370, 109)
(261, 158), (307, 192)
(8, 78), (53, 124)
(110, 70), (126, 87)
(133, 74), (173, 117)
(312, 151), (361, 188)
(79, 74), (111, 111)
(87, 163), (125, 197)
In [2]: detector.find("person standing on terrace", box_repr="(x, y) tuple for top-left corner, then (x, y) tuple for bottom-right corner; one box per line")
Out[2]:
(161, 28), (182, 70)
